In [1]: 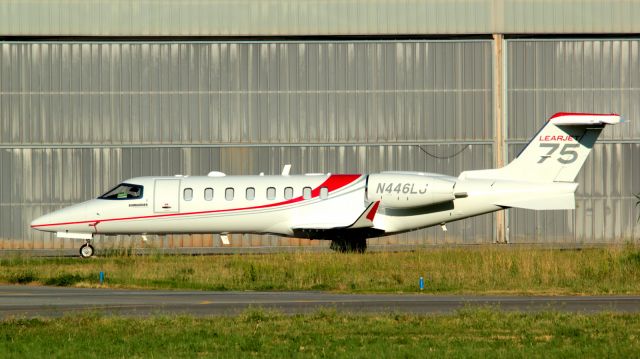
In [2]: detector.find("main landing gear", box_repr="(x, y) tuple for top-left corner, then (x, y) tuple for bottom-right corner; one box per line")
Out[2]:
(79, 239), (95, 258)
(330, 237), (367, 253)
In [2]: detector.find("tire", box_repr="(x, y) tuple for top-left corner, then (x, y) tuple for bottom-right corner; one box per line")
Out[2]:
(330, 239), (348, 252)
(330, 238), (367, 253)
(352, 237), (367, 253)
(79, 244), (94, 258)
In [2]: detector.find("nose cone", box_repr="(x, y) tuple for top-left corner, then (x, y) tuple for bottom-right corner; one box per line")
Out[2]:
(31, 213), (54, 231)
(30, 202), (90, 233)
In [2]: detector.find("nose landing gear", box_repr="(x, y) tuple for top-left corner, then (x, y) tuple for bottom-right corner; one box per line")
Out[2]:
(79, 239), (95, 258)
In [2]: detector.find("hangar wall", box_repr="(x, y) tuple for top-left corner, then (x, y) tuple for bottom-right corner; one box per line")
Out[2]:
(0, 41), (496, 250)
(1, 1), (639, 251)
(2, 38), (638, 251)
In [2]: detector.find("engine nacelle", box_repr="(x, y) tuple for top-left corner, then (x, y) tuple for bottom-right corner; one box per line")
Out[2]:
(366, 173), (455, 209)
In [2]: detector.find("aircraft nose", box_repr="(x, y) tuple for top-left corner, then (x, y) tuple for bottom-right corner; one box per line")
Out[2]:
(30, 212), (56, 231)
(30, 216), (41, 227)
(30, 202), (90, 232)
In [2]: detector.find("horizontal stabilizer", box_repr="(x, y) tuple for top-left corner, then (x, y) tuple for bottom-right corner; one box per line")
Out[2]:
(494, 192), (575, 210)
(549, 113), (622, 125)
(490, 181), (578, 210)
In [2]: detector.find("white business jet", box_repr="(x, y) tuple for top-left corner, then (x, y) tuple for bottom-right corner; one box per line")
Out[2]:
(31, 112), (623, 257)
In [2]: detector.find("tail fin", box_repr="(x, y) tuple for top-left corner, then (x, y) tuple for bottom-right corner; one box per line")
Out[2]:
(461, 112), (623, 183)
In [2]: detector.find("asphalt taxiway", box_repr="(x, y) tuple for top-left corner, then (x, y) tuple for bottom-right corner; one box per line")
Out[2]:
(1, 285), (639, 318)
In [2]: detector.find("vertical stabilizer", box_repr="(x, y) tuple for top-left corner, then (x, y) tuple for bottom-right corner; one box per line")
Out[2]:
(460, 113), (623, 183)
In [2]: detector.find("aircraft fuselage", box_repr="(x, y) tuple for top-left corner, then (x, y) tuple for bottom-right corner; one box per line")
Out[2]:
(30, 172), (500, 239)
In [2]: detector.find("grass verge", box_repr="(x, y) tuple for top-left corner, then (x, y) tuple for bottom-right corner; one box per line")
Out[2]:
(1, 308), (639, 358)
(2, 245), (640, 294)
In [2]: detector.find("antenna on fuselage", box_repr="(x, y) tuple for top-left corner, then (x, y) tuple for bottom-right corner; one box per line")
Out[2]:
(281, 164), (291, 176)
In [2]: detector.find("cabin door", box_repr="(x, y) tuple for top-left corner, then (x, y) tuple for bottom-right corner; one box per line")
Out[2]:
(154, 179), (181, 213)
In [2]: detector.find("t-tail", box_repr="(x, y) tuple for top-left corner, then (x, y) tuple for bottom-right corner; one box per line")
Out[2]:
(459, 112), (624, 210)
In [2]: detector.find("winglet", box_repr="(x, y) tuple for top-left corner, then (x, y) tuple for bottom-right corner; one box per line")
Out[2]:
(349, 201), (380, 229)
(366, 201), (380, 221)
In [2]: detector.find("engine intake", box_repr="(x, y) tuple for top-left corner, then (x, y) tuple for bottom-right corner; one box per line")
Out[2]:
(366, 173), (455, 209)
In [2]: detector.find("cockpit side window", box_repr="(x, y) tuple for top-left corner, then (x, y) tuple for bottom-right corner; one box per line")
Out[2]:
(99, 183), (144, 200)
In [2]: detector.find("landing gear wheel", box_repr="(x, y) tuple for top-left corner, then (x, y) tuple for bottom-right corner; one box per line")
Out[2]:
(352, 237), (367, 253)
(330, 239), (347, 252)
(330, 238), (367, 253)
(79, 243), (95, 258)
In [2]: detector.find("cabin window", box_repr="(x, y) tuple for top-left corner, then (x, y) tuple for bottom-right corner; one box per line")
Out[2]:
(99, 183), (143, 200)
(284, 187), (294, 199)
(246, 187), (255, 200)
(183, 188), (193, 201)
(266, 187), (276, 200)
(320, 186), (328, 199)
(204, 188), (214, 201)
(225, 187), (234, 201)
(303, 187), (312, 199)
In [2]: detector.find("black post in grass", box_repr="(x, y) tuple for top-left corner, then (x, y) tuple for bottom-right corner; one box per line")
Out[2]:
(636, 192), (640, 223)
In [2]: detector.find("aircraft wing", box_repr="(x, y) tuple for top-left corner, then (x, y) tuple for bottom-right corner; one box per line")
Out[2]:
(291, 201), (382, 239)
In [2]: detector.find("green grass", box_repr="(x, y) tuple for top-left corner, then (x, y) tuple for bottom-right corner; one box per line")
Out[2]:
(2, 245), (640, 294)
(1, 309), (639, 358)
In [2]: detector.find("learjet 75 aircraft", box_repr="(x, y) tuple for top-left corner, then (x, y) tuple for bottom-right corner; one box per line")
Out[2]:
(31, 112), (623, 257)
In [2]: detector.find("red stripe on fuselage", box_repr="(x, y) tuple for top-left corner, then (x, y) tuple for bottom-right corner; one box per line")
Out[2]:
(31, 174), (363, 228)
(310, 174), (360, 197)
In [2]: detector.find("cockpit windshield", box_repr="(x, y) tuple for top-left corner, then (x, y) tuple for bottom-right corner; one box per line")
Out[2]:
(99, 183), (144, 200)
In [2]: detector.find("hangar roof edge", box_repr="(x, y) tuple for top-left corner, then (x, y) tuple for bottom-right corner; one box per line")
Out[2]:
(2, 0), (640, 37)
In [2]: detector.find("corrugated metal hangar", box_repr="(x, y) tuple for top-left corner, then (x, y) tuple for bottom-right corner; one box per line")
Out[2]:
(1, 0), (639, 252)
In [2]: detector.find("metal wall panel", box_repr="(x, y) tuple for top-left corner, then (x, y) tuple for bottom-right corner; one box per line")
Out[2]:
(0, 41), (493, 145)
(2, 0), (640, 36)
(498, 0), (640, 34)
(507, 40), (640, 141)
(506, 143), (640, 243)
(506, 39), (640, 243)
(0, 145), (494, 249)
